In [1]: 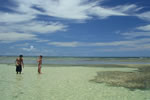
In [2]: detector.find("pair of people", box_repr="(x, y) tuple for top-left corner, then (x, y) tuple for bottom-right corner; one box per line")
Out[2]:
(15, 55), (43, 74)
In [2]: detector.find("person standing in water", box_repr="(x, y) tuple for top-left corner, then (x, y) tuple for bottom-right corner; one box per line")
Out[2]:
(37, 55), (43, 74)
(16, 55), (24, 74)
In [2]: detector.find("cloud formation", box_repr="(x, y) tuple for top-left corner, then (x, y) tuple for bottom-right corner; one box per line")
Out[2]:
(22, 45), (35, 51)
(0, 12), (35, 23)
(0, 32), (37, 43)
(136, 24), (150, 31)
(0, 0), (143, 23)
(48, 37), (150, 52)
(12, 0), (142, 20)
(48, 41), (80, 47)
(121, 32), (150, 39)
(0, 0), (149, 49)
(0, 21), (67, 34)
(48, 38), (150, 47)
(137, 11), (150, 21)
(0, 21), (67, 43)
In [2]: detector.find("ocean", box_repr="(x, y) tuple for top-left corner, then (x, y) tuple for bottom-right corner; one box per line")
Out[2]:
(0, 56), (150, 65)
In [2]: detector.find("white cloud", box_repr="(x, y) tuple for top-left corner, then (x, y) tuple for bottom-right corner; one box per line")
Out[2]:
(0, 12), (35, 23)
(38, 1), (141, 20)
(48, 38), (150, 51)
(89, 4), (141, 19)
(0, 0), (69, 43)
(22, 45), (36, 51)
(36, 39), (50, 43)
(89, 6), (126, 19)
(90, 41), (133, 46)
(97, 44), (150, 52)
(2, 0), (142, 22)
(48, 41), (80, 47)
(22, 22), (67, 34)
(112, 4), (142, 14)
(117, 24), (150, 39)
(14, 0), (96, 20)
(0, 21), (67, 42)
(111, 43), (150, 52)
(118, 24), (150, 39)
(90, 38), (150, 47)
(121, 32), (150, 39)
(136, 11), (150, 21)
(0, 21), (67, 34)
(136, 24), (150, 31)
(0, 0), (147, 43)
(0, 32), (37, 43)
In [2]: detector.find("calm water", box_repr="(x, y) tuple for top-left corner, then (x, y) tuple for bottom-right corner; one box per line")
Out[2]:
(0, 56), (150, 65)
(1, 65), (149, 100)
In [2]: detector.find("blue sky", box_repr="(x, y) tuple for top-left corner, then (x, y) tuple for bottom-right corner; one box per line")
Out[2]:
(0, 0), (150, 57)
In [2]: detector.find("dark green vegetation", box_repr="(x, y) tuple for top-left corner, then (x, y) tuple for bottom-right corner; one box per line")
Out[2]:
(91, 65), (150, 90)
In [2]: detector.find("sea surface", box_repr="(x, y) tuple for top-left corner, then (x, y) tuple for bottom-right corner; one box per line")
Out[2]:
(0, 56), (150, 65)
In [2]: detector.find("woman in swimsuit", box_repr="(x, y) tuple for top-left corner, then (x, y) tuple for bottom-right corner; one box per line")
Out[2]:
(37, 55), (42, 74)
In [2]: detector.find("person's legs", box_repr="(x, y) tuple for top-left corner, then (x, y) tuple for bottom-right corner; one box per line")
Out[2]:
(18, 65), (22, 74)
(38, 67), (40, 73)
(38, 66), (41, 74)
(39, 67), (41, 74)
(16, 66), (19, 74)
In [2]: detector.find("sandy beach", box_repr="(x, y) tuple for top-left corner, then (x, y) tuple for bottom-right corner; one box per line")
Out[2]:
(0, 64), (150, 100)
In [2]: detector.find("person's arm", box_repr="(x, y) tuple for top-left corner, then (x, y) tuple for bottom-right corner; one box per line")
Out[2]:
(22, 59), (24, 68)
(15, 58), (18, 66)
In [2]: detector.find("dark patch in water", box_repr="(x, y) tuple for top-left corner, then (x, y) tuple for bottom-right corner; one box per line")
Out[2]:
(90, 66), (150, 90)
(13, 91), (24, 99)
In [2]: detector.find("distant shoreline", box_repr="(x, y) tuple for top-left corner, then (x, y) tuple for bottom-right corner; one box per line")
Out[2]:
(1, 56), (150, 65)
(0, 55), (150, 58)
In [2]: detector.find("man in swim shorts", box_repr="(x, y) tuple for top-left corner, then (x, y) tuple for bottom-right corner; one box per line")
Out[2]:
(16, 55), (24, 74)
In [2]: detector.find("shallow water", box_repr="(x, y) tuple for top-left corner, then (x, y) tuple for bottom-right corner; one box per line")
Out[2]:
(0, 64), (150, 100)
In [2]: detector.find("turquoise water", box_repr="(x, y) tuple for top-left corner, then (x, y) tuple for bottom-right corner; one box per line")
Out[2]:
(0, 56), (150, 65)
(0, 64), (150, 100)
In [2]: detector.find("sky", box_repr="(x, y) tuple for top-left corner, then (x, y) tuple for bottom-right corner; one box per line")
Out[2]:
(0, 0), (150, 57)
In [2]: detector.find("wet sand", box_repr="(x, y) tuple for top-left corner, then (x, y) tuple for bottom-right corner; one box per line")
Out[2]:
(0, 64), (150, 100)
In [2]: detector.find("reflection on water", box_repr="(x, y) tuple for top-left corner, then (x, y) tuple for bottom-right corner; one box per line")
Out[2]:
(13, 75), (24, 100)
(34, 75), (45, 100)
(16, 74), (23, 81)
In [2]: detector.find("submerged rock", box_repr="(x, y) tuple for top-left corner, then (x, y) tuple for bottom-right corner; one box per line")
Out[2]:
(91, 66), (150, 90)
